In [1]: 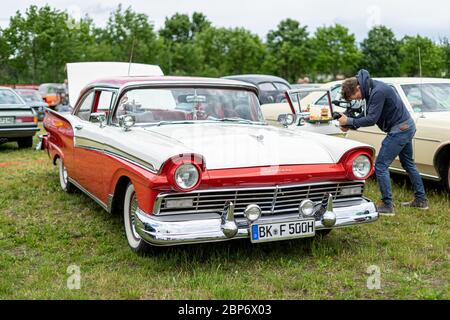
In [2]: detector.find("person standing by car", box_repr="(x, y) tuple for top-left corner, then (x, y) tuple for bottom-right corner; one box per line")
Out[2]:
(338, 69), (428, 215)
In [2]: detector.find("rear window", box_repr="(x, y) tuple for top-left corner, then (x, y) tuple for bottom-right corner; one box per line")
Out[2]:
(0, 89), (23, 105)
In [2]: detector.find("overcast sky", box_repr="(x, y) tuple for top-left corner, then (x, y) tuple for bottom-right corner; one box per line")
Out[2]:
(1, 0), (449, 42)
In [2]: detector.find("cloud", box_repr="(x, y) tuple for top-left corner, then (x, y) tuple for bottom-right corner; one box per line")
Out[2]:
(2, 0), (449, 42)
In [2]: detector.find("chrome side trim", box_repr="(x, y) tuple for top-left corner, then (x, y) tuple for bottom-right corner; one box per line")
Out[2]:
(74, 136), (157, 173)
(68, 177), (108, 211)
(389, 166), (440, 181)
(414, 137), (441, 143)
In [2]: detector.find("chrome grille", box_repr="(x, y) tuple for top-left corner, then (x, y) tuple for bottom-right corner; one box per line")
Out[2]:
(156, 181), (365, 216)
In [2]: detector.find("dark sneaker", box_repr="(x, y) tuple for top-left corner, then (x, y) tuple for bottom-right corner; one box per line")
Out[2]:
(401, 199), (429, 210)
(377, 202), (395, 216)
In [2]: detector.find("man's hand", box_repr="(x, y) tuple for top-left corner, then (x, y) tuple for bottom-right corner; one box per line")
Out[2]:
(338, 113), (348, 126)
(339, 126), (349, 132)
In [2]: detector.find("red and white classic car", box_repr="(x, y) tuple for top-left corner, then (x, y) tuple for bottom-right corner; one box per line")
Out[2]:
(42, 75), (379, 254)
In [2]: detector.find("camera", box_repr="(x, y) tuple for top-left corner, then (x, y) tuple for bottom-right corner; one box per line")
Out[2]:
(331, 100), (364, 129)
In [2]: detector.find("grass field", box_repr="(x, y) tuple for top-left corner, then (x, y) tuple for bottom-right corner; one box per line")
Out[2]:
(0, 129), (449, 299)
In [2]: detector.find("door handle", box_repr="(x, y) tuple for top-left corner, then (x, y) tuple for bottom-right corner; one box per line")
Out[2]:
(75, 125), (83, 130)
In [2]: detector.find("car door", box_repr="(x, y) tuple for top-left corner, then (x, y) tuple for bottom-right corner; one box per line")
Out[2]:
(400, 84), (440, 178)
(71, 89), (117, 201)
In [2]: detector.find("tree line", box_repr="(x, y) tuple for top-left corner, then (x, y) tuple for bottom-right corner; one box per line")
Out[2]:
(0, 4), (449, 85)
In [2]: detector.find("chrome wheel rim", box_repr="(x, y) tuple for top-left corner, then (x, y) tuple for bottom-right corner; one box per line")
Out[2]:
(124, 184), (141, 249)
(59, 159), (68, 189)
(129, 192), (141, 241)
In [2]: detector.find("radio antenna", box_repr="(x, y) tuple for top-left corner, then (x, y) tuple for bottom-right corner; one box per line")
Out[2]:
(418, 47), (423, 78)
(128, 36), (136, 76)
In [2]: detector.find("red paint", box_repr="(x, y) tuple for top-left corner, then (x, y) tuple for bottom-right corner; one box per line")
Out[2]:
(338, 147), (375, 180)
(16, 116), (37, 123)
(285, 91), (296, 114)
(160, 154), (206, 192)
(43, 110), (74, 172)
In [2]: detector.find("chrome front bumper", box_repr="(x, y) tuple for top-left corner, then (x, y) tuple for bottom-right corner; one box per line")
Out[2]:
(134, 198), (379, 246)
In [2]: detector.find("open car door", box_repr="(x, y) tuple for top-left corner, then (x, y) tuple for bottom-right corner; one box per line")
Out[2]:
(281, 88), (343, 135)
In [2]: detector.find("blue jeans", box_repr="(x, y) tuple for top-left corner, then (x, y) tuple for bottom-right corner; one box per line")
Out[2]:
(374, 119), (427, 205)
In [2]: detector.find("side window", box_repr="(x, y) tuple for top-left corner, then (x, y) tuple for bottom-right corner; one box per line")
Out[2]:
(258, 82), (276, 91)
(75, 91), (94, 121)
(273, 82), (290, 91)
(315, 86), (342, 105)
(97, 91), (115, 112)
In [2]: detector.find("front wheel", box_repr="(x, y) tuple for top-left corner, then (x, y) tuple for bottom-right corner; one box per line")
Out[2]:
(123, 183), (152, 255)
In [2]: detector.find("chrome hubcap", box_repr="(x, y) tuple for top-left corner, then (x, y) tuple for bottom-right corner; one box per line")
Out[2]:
(129, 192), (140, 241)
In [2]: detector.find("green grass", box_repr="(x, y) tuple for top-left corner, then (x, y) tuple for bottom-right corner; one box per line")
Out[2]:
(0, 129), (449, 299)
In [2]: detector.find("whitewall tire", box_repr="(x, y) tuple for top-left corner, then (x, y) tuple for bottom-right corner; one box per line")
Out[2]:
(123, 183), (151, 255)
(58, 158), (75, 193)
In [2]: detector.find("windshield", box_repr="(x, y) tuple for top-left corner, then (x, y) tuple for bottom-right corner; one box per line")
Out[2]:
(114, 87), (265, 124)
(0, 89), (23, 105)
(16, 90), (43, 103)
(401, 83), (450, 112)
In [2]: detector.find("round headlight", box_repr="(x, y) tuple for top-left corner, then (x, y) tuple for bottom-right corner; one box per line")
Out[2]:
(352, 155), (371, 179)
(244, 204), (262, 222)
(175, 164), (200, 190)
(299, 200), (315, 217)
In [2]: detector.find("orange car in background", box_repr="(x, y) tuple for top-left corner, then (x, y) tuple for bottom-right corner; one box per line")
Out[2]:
(38, 83), (66, 109)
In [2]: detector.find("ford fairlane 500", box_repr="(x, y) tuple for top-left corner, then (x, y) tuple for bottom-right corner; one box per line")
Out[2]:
(42, 76), (379, 254)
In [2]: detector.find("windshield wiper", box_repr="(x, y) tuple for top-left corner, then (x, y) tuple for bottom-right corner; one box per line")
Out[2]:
(139, 120), (196, 127)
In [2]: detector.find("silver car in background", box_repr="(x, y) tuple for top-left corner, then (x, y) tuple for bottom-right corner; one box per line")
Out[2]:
(0, 87), (39, 148)
(15, 89), (48, 121)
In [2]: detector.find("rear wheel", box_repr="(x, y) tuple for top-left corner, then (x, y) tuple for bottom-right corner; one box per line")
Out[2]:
(58, 158), (75, 193)
(123, 183), (151, 255)
(17, 136), (33, 149)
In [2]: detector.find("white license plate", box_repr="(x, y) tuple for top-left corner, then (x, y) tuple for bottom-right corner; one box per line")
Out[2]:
(0, 117), (14, 124)
(250, 219), (315, 243)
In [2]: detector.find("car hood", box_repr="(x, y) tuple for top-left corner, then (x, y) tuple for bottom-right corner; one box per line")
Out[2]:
(135, 123), (363, 170)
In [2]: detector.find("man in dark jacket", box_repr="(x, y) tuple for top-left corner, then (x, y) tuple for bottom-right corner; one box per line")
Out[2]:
(338, 69), (428, 215)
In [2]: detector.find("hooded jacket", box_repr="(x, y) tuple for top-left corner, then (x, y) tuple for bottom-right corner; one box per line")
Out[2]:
(346, 69), (411, 132)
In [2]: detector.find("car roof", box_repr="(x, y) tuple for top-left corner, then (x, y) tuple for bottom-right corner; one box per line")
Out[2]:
(375, 77), (450, 84)
(317, 78), (450, 88)
(223, 74), (290, 86)
(86, 76), (259, 90)
(15, 88), (38, 92)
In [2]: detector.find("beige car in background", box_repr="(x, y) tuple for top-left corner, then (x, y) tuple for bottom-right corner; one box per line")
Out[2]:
(347, 78), (450, 192)
(262, 78), (450, 192)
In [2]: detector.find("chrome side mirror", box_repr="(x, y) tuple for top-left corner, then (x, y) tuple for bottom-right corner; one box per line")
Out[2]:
(277, 114), (296, 128)
(118, 115), (136, 131)
(89, 112), (107, 128)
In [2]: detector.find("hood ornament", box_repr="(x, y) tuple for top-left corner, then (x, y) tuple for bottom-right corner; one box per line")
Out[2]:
(251, 134), (264, 143)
